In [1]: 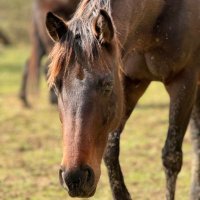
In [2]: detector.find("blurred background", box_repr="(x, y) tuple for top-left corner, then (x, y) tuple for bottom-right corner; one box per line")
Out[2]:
(0, 0), (193, 200)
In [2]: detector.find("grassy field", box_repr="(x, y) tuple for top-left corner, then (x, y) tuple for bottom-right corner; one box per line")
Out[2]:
(0, 0), (194, 199)
(0, 46), (193, 200)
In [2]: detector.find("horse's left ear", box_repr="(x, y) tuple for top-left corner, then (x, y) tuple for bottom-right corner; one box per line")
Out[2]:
(46, 12), (68, 42)
(92, 9), (114, 44)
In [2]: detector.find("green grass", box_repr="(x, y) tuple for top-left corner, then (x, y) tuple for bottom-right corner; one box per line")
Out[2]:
(0, 46), (193, 200)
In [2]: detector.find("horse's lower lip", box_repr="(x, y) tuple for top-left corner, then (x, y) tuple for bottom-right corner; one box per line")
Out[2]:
(68, 187), (96, 198)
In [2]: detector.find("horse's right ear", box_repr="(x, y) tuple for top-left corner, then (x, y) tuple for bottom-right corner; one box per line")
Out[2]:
(46, 12), (68, 42)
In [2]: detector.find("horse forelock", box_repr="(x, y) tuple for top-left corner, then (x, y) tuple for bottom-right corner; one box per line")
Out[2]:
(74, 0), (111, 18)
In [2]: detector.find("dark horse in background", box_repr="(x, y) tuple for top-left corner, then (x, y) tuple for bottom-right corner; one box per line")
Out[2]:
(19, 0), (80, 106)
(45, 0), (200, 199)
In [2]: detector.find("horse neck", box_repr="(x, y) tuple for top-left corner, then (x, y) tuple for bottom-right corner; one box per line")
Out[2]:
(111, 0), (165, 53)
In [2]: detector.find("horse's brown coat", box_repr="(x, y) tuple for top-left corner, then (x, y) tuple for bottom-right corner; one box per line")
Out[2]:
(46, 0), (200, 199)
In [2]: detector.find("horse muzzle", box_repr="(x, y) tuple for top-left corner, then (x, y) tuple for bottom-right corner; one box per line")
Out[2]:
(59, 165), (96, 197)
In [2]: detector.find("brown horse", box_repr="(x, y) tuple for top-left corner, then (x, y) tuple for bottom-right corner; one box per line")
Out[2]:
(19, 0), (80, 106)
(46, 0), (200, 199)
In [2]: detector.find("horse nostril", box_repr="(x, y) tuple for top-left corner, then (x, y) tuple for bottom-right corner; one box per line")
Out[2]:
(83, 166), (94, 185)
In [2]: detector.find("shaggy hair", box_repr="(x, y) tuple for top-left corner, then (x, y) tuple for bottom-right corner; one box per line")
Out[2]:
(48, 0), (114, 87)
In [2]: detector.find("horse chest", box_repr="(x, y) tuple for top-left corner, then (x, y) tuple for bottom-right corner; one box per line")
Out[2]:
(124, 36), (186, 82)
(144, 49), (181, 81)
(143, 34), (194, 82)
(124, 45), (189, 83)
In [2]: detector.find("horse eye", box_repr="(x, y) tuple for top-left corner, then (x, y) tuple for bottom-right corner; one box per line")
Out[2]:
(98, 80), (113, 94)
(104, 82), (113, 93)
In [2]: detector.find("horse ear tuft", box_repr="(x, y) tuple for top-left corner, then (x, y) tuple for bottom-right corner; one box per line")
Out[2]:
(92, 9), (114, 44)
(46, 12), (68, 42)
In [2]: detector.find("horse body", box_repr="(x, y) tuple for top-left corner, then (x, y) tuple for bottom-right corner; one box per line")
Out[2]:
(46, 0), (200, 199)
(115, 0), (200, 82)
